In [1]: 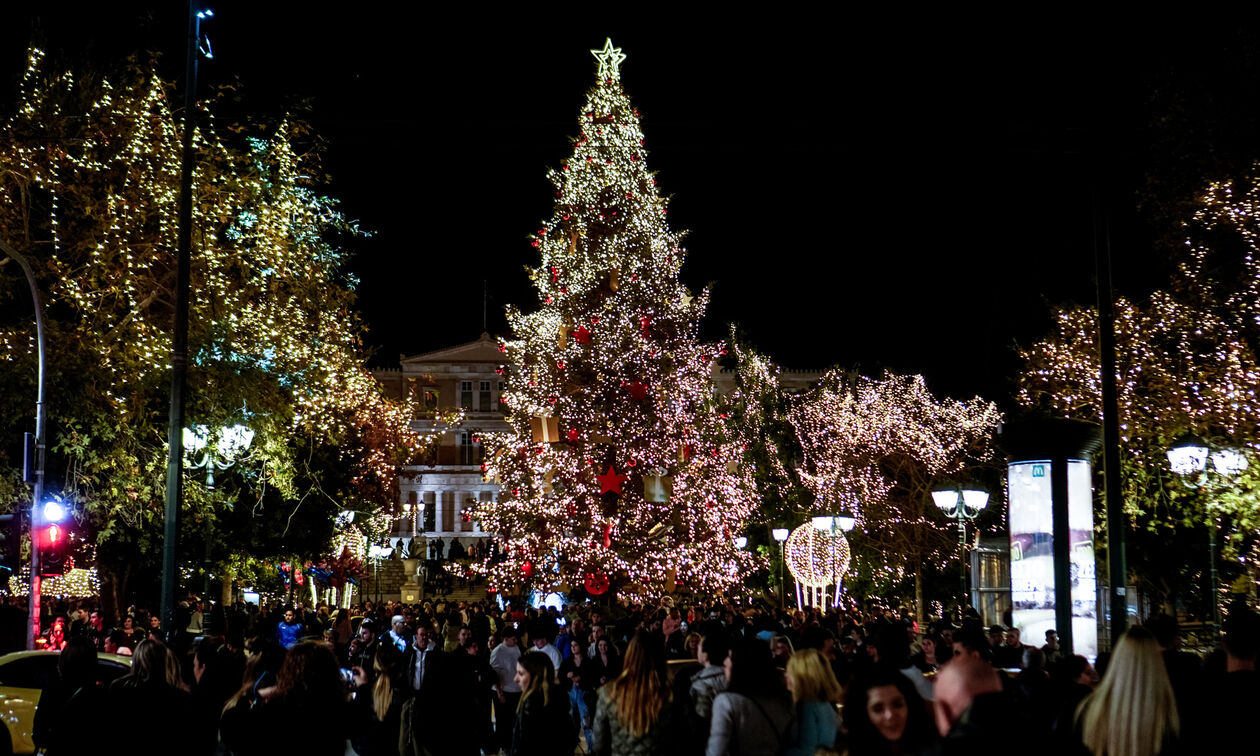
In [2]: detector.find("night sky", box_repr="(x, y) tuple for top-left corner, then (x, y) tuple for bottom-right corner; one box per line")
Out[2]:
(5, 7), (1259, 408)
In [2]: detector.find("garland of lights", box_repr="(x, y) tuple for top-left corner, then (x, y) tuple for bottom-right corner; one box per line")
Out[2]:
(788, 371), (1002, 578)
(473, 40), (757, 600)
(1019, 164), (1260, 549)
(0, 50), (432, 551)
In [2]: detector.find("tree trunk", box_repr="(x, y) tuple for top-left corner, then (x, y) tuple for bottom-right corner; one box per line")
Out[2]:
(220, 564), (234, 608)
(915, 561), (925, 627)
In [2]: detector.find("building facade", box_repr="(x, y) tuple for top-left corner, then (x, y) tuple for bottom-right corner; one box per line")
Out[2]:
(376, 333), (509, 553)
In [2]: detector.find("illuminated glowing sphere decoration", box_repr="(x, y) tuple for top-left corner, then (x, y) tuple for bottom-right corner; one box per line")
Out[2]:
(785, 523), (850, 588)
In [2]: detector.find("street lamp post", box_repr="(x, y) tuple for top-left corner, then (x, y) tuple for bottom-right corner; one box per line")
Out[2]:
(368, 543), (392, 605)
(183, 423), (253, 600)
(0, 239), (49, 650)
(1167, 434), (1247, 646)
(811, 513), (857, 606)
(772, 527), (790, 609)
(932, 485), (989, 619)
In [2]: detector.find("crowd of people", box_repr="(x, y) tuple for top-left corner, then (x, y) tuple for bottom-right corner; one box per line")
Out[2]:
(24, 593), (1260, 755)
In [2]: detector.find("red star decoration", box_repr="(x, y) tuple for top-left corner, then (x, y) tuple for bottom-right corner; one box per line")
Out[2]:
(627, 381), (648, 400)
(596, 465), (628, 495)
(566, 428), (580, 442)
(573, 325), (592, 344)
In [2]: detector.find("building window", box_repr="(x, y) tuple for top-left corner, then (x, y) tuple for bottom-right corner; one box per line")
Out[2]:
(479, 381), (491, 411)
(460, 381), (472, 410)
(422, 390), (439, 411)
(457, 431), (481, 465)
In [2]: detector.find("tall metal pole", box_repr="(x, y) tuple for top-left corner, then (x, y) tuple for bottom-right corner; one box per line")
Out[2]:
(162, 1), (202, 638)
(1, 241), (46, 650)
(958, 517), (967, 614)
(1095, 194), (1128, 645)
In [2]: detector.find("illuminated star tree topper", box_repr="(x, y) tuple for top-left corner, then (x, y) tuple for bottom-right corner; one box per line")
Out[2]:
(475, 42), (754, 600)
(591, 38), (627, 81)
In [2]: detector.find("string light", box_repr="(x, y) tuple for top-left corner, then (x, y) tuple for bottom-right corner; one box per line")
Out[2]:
(1019, 168), (1260, 544)
(784, 523), (849, 588)
(474, 41), (756, 599)
(0, 50), (437, 544)
(789, 371), (1002, 573)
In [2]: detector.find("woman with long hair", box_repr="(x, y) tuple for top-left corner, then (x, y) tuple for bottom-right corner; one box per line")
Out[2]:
(559, 639), (597, 752)
(510, 651), (574, 755)
(220, 641), (370, 756)
(352, 646), (405, 756)
(784, 648), (841, 756)
(706, 637), (797, 756)
(593, 633), (676, 755)
(592, 636), (622, 685)
(841, 668), (937, 755)
(33, 637), (107, 755)
(109, 639), (193, 749)
(1075, 626), (1179, 756)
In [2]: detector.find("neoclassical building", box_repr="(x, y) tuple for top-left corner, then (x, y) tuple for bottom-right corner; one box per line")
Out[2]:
(375, 334), (826, 555)
(376, 333), (509, 551)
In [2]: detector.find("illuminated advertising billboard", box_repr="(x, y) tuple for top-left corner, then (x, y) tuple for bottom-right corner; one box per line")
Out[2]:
(1008, 459), (1097, 660)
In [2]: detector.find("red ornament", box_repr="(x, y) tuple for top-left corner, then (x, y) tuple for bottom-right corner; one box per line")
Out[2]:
(531, 240), (540, 248)
(627, 381), (648, 401)
(596, 465), (628, 495)
(522, 561), (535, 578)
(557, 360), (566, 370)
(705, 500), (716, 509)
(573, 326), (592, 344)
(566, 428), (580, 442)
(550, 267), (559, 283)
(602, 522), (613, 548)
(584, 571), (611, 595)
(498, 343), (507, 353)
(639, 315), (652, 337)
(626, 458), (637, 468)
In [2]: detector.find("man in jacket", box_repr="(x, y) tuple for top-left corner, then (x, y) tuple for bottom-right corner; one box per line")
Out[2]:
(275, 608), (303, 650)
(690, 633), (728, 737)
(490, 626), (523, 753)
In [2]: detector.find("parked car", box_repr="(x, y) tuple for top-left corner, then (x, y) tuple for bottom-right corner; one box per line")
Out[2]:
(0, 650), (132, 754)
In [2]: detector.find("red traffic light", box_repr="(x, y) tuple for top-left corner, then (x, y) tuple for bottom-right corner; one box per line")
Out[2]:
(38, 524), (69, 576)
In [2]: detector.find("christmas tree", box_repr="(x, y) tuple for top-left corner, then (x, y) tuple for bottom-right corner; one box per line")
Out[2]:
(476, 40), (754, 601)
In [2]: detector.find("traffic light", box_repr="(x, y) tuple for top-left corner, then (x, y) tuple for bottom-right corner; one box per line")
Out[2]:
(37, 523), (69, 576)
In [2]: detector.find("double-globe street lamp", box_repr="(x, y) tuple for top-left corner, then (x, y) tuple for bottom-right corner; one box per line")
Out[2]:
(811, 512), (857, 607)
(932, 484), (990, 618)
(183, 424), (255, 489)
(1166, 434), (1248, 645)
(183, 423), (254, 600)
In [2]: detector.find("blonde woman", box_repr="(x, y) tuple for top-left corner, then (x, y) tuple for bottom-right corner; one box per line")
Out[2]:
(1076, 626), (1179, 756)
(784, 648), (841, 756)
(593, 633), (673, 755)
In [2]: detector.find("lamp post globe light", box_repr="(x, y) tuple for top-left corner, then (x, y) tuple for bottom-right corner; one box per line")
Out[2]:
(183, 423), (255, 489)
(1166, 433), (1248, 646)
(932, 483), (989, 618)
(772, 527), (790, 609)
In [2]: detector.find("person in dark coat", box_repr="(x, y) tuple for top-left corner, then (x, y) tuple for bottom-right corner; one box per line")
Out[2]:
(512, 650), (575, 756)
(220, 640), (369, 756)
(108, 639), (195, 752)
(353, 646), (405, 756)
(33, 637), (110, 756)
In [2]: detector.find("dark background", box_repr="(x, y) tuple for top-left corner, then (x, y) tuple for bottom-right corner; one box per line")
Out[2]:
(4, 6), (1259, 408)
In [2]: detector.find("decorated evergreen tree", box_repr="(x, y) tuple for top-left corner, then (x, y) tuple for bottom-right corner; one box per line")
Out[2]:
(476, 40), (753, 600)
